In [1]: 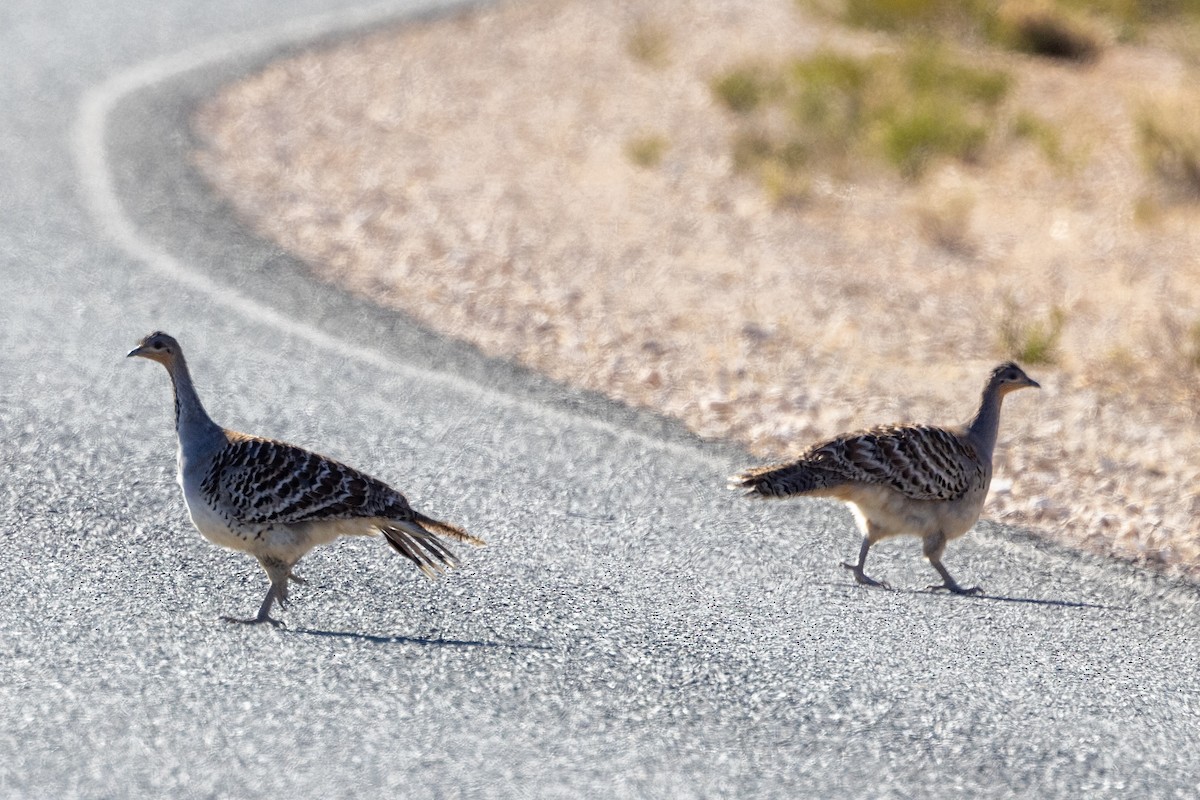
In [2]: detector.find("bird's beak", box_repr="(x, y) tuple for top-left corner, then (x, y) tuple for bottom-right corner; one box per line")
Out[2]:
(127, 346), (147, 359)
(1025, 377), (1041, 389)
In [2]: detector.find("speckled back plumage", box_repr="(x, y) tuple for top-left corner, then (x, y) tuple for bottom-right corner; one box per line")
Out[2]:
(201, 432), (483, 575)
(204, 433), (417, 527)
(734, 423), (985, 501)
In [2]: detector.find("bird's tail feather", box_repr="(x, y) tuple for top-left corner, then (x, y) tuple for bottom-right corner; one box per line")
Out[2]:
(729, 462), (830, 498)
(411, 511), (486, 547)
(381, 513), (484, 579)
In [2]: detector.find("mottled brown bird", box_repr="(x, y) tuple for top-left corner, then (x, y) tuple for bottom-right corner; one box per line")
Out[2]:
(128, 331), (483, 626)
(732, 363), (1039, 594)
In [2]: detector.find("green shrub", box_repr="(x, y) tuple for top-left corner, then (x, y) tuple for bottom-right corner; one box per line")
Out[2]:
(713, 45), (1012, 182)
(712, 67), (772, 114)
(1066, 0), (1200, 28)
(731, 131), (777, 171)
(1000, 304), (1066, 365)
(1012, 111), (1064, 163)
(785, 52), (870, 155)
(903, 47), (1010, 106)
(839, 0), (984, 33)
(626, 134), (669, 168)
(759, 160), (812, 207)
(880, 102), (988, 177)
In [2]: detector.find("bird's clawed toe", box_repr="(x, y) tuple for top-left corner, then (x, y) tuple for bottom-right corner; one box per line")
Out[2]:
(841, 562), (891, 590)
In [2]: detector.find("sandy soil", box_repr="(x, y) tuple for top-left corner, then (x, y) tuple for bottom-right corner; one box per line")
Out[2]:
(191, 0), (1200, 573)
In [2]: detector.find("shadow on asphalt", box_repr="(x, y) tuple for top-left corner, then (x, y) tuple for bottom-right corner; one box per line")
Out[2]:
(963, 593), (1122, 611)
(904, 587), (1123, 611)
(812, 580), (1124, 611)
(285, 627), (553, 650)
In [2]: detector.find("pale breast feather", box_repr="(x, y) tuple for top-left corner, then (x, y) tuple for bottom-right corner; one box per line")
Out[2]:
(812, 424), (982, 501)
(202, 436), (411, 526)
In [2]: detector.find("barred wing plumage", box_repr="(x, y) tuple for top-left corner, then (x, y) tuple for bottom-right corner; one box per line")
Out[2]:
(736, 424), (986, 501)
(202, 434), (411, 526)
(816, 424), (983, 501)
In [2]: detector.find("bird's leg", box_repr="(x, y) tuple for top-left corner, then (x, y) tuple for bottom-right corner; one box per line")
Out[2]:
(841, 536), (890, 589)
(924, 534), (981, 595)
(926, 559), (982, 595)
(221, 585), (284, 627)
(222, 557), (291, 627)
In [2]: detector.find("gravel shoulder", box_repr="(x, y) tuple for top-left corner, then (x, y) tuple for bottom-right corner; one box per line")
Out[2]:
(192, 0), (1200, 573)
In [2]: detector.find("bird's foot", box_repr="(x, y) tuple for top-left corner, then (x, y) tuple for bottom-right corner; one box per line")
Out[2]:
(841, 562), (891, 590)
(221, 614), (286, 628)
(926, 582), (983, 596)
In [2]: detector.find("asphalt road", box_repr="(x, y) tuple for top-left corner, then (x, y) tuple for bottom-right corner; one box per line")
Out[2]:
(3, 1), (1200, 797)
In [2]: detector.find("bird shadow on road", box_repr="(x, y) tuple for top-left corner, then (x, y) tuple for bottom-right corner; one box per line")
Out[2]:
(284, 626), (553, 650)
(812, 580), (1124, 611)
(900, 587), (1124, 611)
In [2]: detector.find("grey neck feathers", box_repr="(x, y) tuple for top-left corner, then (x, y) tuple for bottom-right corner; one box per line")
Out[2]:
(167, 355), (224, 454)
(965, 379), (1005, 464)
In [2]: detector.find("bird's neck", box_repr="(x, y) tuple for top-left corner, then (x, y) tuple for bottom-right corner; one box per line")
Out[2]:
(960, 381), (1008, 462)
(167, 355), (224, 453)
(965, 381), (1004, 463)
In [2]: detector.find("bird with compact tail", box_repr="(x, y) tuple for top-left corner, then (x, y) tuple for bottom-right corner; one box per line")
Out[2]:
(128, 331), (483, 626)
(732, 363), (1039, 595)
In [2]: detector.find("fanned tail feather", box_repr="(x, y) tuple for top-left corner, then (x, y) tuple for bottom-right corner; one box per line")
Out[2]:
(381, 513), (485, 579)
(729, 461), (837, 498)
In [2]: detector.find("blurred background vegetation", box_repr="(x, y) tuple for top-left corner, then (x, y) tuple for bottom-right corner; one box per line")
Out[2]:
(711, 0), (1200, 209)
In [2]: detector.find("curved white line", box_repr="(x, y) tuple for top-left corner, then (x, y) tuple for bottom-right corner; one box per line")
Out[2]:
(71, 0), (724, 464)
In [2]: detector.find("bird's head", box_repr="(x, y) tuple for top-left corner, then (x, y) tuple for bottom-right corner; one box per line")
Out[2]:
(127, 331), (182, 367)
(989, 361), (1040, 395)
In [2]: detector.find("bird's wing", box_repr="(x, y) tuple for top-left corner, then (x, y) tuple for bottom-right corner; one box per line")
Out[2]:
(806, 424), (983, 501)
(202, 434), (411, 526)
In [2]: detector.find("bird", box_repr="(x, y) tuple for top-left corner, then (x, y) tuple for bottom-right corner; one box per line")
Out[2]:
(731, 362), (1039, 595)
(128, 331), (483, 626)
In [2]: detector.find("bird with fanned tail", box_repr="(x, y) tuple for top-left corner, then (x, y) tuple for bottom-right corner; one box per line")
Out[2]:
(128, 331), (483, 626)
(731, 362), (1039, 595)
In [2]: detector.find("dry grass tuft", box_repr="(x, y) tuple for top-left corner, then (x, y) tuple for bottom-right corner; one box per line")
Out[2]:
(626, 18), (672, 67)
(1136, 91), (1200, 198)
(910, 177), (975, 252)
(1011, 110), (1066, 165)
(1186, 322), (1200, 370)
(711, 65), (772, 114)
(834, 0), (986, 35)
(625, 133), (669, 167)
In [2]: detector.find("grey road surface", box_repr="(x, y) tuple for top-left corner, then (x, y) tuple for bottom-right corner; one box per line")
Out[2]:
(2, 1), (1200, 797)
